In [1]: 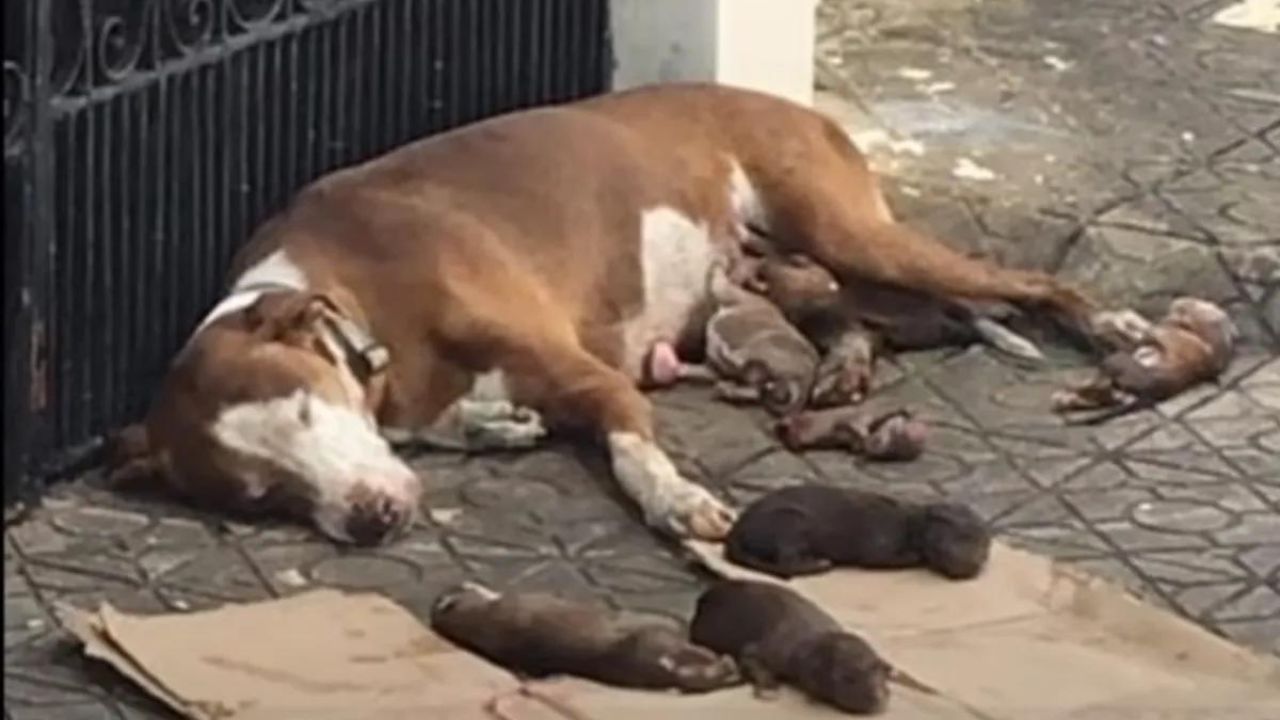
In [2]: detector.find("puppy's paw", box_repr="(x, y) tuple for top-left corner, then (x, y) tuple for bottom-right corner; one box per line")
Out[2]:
(1089, 308), (1153, 349)
(1050, 388), (1106, 413)
(752, 684), (782, 702)
(811, 349), (874, 408)
(668, 651), (742, 693)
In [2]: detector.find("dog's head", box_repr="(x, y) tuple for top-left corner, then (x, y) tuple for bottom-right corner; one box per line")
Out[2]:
(116, 287), (420, 546)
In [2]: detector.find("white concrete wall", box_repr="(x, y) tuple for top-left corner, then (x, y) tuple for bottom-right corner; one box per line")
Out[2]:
(610, 0), (818, 106)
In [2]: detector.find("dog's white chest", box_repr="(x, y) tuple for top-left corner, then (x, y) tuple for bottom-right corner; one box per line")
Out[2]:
(621, 206), (719, 378)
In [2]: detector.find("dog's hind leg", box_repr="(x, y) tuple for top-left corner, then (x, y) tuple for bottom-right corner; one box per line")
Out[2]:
(750, 121), (1101, 337)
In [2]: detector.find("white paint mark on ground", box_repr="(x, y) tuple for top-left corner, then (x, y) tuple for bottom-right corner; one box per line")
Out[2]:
(1212, 0), (1279, 34)
(849, 128), (926, 157)
(428, 508), (462, 525)
(897, 67), (933, 80)
(953, 158), (998, 181)
(274, 568), (308, 588)
(1044, 55), (1072, 71)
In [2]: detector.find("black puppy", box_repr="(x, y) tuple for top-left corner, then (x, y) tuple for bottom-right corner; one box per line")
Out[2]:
(724, 485), (990, 580)
(691, 579), (896, 715)
(430, 582), (740, 692)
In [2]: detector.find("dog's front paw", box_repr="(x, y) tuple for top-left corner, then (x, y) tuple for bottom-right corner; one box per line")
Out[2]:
(650, 483), (736, 541)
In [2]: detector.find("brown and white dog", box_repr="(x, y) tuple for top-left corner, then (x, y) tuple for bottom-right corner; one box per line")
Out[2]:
(110, 83), (1097, 546)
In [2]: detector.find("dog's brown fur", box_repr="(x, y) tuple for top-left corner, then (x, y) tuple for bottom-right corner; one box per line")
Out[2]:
(110, 83), (1099, 545)
(430, 583), (740, 692)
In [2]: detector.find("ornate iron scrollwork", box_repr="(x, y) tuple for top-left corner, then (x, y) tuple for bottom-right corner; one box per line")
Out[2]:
(46, 0), (374, 99)
(3, 60), (29, 157)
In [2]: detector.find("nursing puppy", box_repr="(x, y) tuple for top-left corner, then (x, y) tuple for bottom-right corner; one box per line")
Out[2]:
(775, 407), (928, 462)
(747, 253), (884, 407)
(430, 582), (740, 692)
(646, 260), (839, 416)
(724, 485), (990, 580)
(1054, 297), (1238, 424)
(690, 579), (897, 715)
(741, 248), (1044, 407)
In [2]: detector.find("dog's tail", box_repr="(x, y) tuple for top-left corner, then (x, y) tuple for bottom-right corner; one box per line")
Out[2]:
(105, 423), (168, 492)
(970, 316), (1046, 363)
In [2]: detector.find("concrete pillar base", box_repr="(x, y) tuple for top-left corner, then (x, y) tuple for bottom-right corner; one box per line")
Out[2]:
(610, 0), (818, 106)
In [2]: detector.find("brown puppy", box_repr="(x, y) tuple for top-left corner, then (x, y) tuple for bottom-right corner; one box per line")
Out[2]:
(690, 579), (894, 715)
(1054, 297), (1238, 424)
(430, 582), (740, 692)
(724, 485), (990, 580)
(646, 262), (837, 416)
(775, 407), (928, 462)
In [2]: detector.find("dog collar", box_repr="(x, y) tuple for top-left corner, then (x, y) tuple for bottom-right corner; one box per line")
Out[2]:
(236, 282), (390, 381)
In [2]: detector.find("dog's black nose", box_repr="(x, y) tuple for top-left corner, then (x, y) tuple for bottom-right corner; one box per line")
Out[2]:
(344, 493), (405, 546)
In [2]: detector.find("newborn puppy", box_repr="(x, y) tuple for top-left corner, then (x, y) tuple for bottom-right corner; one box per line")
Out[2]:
(430, 582), (740, 692)
(690, 579), (894, 715)
(724, 485), (990, 580)
(775, 407), (928, 462)
(648, 261), (834, 416)
(745, 254), (881, 407)
(1055, 297), (1238, 424)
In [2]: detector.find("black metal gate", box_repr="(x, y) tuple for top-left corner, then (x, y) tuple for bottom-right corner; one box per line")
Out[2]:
(4, 0), (612, 500)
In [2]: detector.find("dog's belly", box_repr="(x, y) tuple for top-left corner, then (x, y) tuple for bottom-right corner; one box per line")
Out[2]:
(619, 205), (723, 380)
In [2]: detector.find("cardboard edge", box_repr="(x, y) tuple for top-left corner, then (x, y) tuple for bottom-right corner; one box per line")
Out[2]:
(56, 601), (204, 719)
(1043, 558), (1280, 683)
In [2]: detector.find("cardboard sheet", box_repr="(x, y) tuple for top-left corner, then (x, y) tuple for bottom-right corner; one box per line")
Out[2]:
(62, 541), (1280, 720)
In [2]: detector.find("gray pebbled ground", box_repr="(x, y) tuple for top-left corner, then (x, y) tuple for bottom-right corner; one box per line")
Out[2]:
(6, 1), (1279, 717)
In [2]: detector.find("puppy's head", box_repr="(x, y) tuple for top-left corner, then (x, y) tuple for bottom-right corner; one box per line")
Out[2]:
(794, 632), (891, 715)
(863, 411), (928, 462)
(749, 254), (843, 320)
(919, 502), (991, 580)
(742, 359), (812, 417)
(1165, 297), (1238, 365)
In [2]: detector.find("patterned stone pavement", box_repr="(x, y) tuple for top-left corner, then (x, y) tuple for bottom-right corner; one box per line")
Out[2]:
(5, 1), (1279, 717)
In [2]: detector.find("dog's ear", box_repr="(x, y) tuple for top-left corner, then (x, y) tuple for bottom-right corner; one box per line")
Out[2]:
(105, 423), (169, 492)
(244, 292), (331, 341)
